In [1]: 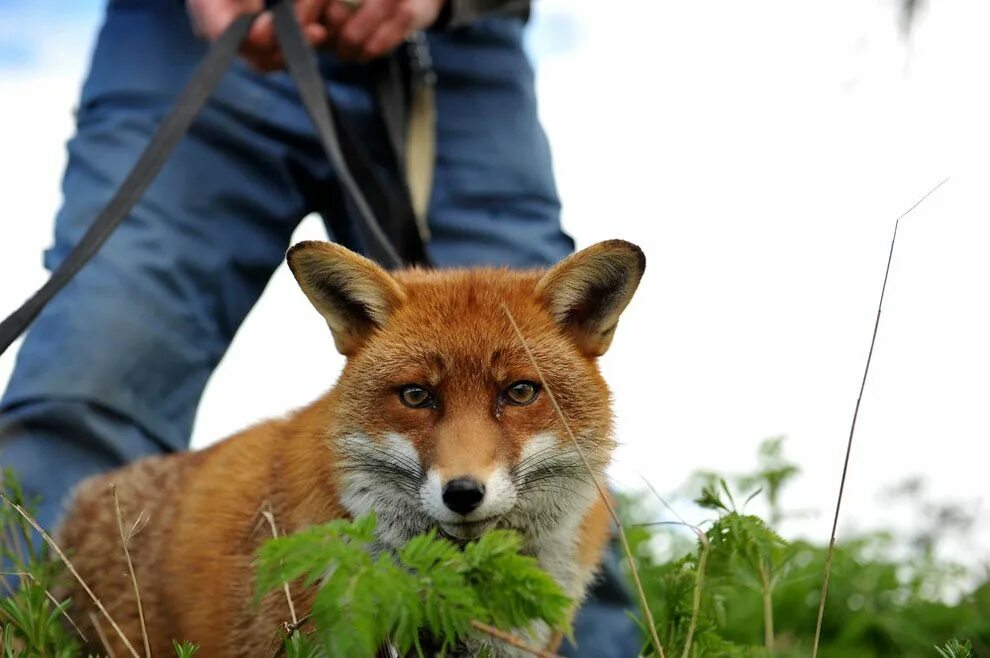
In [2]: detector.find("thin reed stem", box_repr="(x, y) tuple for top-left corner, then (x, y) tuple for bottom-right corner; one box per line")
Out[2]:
(90, 612), (118, 658)
(112, 485), (151, 658)
(261, 506), (299, 626)
(811, 177), (949, 656)
(470, 620), (562, 658)
(501, 304), (667, 658)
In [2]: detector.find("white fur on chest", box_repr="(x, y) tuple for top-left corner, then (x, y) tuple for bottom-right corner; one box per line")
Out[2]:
(527, 482), (601, 604)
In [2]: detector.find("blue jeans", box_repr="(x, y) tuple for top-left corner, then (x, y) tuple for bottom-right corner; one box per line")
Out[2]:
(0, 2), (636, 655)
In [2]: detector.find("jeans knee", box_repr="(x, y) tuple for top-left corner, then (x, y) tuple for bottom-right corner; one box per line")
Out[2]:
(0, 397), (168, 529)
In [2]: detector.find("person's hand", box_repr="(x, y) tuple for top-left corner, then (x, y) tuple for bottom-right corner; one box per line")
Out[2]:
(322, 0), (447, 61)
(187, 0), (332, 71)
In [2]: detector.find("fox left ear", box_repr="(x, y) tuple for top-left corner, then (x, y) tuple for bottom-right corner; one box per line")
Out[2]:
(535, 240), (646, 357)
(286, 241), (406, 355)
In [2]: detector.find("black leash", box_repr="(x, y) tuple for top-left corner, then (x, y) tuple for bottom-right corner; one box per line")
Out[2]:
(271, 0), (422, 268)
(0, 0), (426, 358)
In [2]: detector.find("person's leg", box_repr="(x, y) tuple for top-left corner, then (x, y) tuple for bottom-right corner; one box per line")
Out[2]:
(425, 18), (574, 268)
(563, 548), (643, 657)
(0, 2), (322, 531)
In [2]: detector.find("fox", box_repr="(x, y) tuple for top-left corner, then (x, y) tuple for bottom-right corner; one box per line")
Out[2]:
(56, 238), (646, 657)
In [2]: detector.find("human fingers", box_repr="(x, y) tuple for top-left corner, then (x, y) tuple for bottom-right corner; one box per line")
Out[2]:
(361, 13), (414, 60)
(334, 0), (391, 60)
(240, 12), (284, 71)
(243, 3), (330, 70)
(187, 0), (264, 40)
(345, 0), (443, 60)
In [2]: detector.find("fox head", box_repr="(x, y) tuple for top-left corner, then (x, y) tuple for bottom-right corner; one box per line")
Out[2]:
(286, 240), (645, 548)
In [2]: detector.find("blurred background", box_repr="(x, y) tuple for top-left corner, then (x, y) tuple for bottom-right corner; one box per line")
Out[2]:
(1, 0), (988, 575)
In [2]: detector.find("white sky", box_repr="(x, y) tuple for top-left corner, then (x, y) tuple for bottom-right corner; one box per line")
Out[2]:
(1, 0), (988, 566)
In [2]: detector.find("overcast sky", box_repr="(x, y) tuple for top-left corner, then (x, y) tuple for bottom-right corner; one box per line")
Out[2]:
(1, 0), (988, 568)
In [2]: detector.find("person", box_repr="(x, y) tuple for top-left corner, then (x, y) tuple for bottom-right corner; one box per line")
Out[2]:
(0, 1), (638, 655)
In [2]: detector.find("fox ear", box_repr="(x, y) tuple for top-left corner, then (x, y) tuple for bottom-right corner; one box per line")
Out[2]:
(286, 241), (405, 355)
(535, 240), (646, 357)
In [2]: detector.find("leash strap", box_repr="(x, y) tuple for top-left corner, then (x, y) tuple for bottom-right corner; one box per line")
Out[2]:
(0, 12), (258, 358)
(0, 0), (430, 358)
(271, 0), (427, 269)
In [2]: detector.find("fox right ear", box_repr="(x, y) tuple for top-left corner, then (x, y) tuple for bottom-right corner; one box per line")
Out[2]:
(286, 241), (405, 355)
(535, 240), (646, 357)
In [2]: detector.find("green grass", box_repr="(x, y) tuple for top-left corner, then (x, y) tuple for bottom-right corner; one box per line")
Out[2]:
(620, 438), (989, 658)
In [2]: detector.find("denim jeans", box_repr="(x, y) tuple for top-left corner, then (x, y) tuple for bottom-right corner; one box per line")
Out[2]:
(0, 2), (637, 655)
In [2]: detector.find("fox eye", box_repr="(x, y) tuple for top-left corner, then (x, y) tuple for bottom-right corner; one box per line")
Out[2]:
(503, 381), (540, 406)
(399, 385), (436, 409)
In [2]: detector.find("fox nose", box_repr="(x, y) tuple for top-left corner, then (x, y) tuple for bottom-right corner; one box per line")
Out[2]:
(441, 477), (486, 516)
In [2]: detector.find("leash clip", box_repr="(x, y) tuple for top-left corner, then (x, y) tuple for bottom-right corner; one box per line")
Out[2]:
(406, 31), (436, 88)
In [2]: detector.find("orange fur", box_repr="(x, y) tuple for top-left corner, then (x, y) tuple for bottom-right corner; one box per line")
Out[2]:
(56, 240), (645, 656)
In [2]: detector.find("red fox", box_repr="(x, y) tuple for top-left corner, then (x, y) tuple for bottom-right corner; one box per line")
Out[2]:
(57, 239), (645, 656)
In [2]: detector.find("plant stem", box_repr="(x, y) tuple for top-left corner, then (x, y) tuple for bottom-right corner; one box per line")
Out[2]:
(680, 537), (709, 658)
(811, 177), (948, 657)
(469, 621), (563, 658)
(759, 562), (774, 653)
(112, 486), (151, 658)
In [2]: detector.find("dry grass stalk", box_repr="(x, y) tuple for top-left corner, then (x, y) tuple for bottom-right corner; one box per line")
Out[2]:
(261, 503), (306, 658)
(111, 484), (152, 658)
(261, 505), (300, 627)
(811, 177), (950, 657)
(469, 620), (562, 658)
(0, 493), (141, 658)
(90, 611), (118, 658)
(501, 303), (667, 658)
